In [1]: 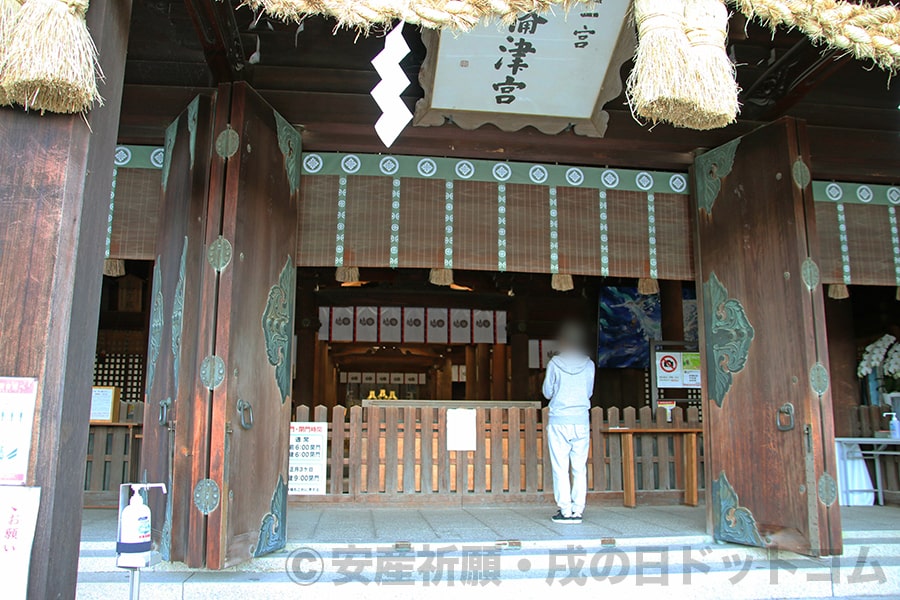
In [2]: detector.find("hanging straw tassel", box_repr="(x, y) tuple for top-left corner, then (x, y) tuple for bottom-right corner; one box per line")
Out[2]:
(335, 266), (359, 283)
(627, 0), (691, 126)
(103, 258), (125, 277)
(1, 0), (102, 114)
(638, 277), (660, 295)
(0, 0), (21, 107)
(551, 273), (574, 292)
(429, 268), (453, 286)
(682, 0), (740, 130)
(828, 283), (849, 300)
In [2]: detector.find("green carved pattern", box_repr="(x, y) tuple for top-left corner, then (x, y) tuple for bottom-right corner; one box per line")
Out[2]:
(694, 138), (740, 215)
(162, 116), (179, 192)
(171, 237), (187, 398)
(255, 475), (287, 557)
(275, 110), (302, 197)
(187, 97), (199, 169)
(146, 259), (164, 397)
(712, 471), (765, 547)
(263, 256), (296, 403)
(703, 271), (755, 408)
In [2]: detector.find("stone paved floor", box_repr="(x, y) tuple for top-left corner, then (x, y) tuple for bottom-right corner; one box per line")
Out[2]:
(80, 504), (900, 546)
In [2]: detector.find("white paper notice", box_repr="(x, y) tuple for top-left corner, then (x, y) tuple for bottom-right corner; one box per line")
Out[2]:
(90, 387), (116, 422)
(0, 486), (41, 600)
(0, 378), (38, 485)
(446, 408), (477, 451)
(289, 422), (328, 495)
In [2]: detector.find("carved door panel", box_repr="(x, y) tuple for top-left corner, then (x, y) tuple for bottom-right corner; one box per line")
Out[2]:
(202, 82), (299, 569)
(692, 118), (841, 556)
(140, 94), (217, 564)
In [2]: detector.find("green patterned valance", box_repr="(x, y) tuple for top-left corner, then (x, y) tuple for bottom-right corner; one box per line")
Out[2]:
(812, 181), (900, 207)
(112, 145), (900, 208)
(114, 145), (166, 169)
(300, 152), (690, 195)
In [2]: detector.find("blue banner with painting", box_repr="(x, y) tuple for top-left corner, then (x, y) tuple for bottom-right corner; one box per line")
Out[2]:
(597, 286), (661, 369)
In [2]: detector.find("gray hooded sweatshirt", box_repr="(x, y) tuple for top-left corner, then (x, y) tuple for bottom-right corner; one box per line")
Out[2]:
(542, 352), (595, 425)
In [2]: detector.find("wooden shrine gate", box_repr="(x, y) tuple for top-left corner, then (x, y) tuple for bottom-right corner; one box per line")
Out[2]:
(692, 117), (841, 556)
(141, 82), (299, 568)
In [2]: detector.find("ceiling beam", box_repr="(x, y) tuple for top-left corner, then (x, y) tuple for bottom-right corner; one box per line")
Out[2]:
(183, 0), (246, 82)
(739, 39), (850, 121)
(117, 84), (900, 184)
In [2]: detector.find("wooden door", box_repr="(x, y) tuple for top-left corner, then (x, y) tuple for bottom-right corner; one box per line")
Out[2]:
(692, 118), (841, 556)
(202, 82), (299, 569)
(141, 94), (217, 563)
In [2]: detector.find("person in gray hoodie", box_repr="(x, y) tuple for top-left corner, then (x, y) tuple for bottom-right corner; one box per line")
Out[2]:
(542, 322), (595, 524)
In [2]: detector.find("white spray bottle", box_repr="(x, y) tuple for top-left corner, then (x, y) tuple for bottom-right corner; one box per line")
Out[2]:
(885, 413), (900, 440)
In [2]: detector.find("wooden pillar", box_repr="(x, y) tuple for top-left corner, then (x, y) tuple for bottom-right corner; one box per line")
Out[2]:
(476, 343), (492, 399)
(825, 296), (859, 437)
(0, 2), (132, 597)
(492, 344), (508, 400)
(294, 278), (318, 409)
(323, 347), (337, 410)
(465, 345), (477, 399)
(510, 298), (530, 399)
(437, 357), (453, 399)
(659, 280), (685, 340)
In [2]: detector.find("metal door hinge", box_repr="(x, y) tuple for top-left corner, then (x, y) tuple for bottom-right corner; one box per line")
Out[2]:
(193, 479), (221, 515)
(215, 126), (240, 159)
(200, 355), (226, 390)
(801, 257), (820, 291)
(207, 235), (233, 273)
(792, 157), (811, 189)
(809, 362), (829, 396)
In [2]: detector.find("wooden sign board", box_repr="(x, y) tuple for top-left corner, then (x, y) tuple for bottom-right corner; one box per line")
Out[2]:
(415, 4), (634, 137)
(90, 386), (121, 423)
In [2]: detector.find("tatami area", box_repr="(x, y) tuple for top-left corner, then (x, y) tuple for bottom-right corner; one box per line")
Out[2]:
(76, 504), (900, 599)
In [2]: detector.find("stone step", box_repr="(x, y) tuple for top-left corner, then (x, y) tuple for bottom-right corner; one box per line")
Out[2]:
(77, 533), (900, 599)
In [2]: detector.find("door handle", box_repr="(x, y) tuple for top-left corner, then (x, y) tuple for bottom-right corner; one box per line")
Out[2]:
(236, 399), (254, 430)
(777, 402), (795, 431)
(159, 397), (171, 426)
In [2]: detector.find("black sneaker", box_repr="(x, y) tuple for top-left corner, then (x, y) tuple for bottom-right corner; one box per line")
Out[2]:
(552, 510), (579, 524)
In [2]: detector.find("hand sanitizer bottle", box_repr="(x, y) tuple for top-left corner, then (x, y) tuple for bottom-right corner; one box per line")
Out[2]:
(886, 413), (900, 440)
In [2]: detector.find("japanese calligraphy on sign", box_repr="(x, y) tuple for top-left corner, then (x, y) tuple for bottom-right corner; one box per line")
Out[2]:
(0, 486), (40, 600)
(289, 422), (328, 495)
(0, 378), (38, 485)
(415, 2), (633, 137)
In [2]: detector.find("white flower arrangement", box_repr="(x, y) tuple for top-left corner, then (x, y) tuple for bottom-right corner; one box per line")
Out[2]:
(858, 334), (898, 379)
(885, 343), (900, 379)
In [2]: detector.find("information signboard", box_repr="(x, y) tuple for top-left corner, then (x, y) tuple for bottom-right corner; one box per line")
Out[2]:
(288, 422), (328, 495)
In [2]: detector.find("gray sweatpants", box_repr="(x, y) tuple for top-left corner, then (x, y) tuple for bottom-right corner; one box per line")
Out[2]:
(546, 423), (590, 516)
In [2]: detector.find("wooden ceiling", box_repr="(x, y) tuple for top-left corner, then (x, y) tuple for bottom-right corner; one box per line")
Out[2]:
(120, 1), (900, 182)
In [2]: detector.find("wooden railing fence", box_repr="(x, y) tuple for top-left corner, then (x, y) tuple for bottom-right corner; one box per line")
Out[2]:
(292, 405), (704, 506)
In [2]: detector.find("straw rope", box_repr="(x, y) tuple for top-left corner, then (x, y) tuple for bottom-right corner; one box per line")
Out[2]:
(0, 0), (22, 106)
(240, 0), (579, 31)
(731, 0), (900, 71)
(1, 0), (101, 113)
(626, 0), (692, 127)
